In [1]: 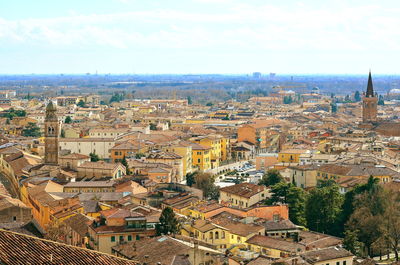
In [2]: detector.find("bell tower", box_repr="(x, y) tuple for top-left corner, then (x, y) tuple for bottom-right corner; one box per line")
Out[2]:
(44, 101), (59, 165)
(362, 71), (378, 123)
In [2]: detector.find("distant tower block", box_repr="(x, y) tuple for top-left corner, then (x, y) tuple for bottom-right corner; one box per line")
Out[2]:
(44, 101), (59, 165)
(362, 71), (378, 123)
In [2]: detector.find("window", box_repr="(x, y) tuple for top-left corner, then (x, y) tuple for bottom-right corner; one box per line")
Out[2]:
(136, 235), (140, 240)
(128, 235), (132, 241)
(337, 262), (340, 265)
(215, 231), (219, 239)
(12, 216), (17, 222)
(111, 236), (115, 242)
(209, 232), (213, 239)
(343, 262), (347, 265)
(119, 235), (124, 242)
(198, 159), (201, 163)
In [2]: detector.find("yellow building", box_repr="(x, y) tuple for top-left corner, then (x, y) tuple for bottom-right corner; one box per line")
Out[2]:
(190, 134), (229, 169)
(246, 235), (305, 258)
(20, 180), (84, 230)
(186, 220), (230, 250)
(219, 183), (269, 209)
(161, 141), (193, 176)
(184, 218), (265, 250)
(190, 143), (211, 171)
(278, 149), (309, 164)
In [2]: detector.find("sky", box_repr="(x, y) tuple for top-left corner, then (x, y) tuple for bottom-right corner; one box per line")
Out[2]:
(0, 0), (400, 74)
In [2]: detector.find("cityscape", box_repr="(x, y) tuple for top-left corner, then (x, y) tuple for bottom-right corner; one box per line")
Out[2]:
(1, 1), (400, 265)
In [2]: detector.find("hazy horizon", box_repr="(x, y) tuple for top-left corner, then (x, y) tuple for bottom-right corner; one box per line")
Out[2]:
(1, 0), (400, 74)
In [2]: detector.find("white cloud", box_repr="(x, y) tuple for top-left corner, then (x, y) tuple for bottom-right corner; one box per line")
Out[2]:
(0, 1), (399, 53)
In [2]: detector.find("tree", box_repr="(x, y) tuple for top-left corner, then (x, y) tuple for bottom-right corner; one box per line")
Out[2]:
(331, 103), (338, 113)
(283, 96), (293, 104)
(378, 95), (385, 105)
(305, 184), (343, 236)
(1, 108), (26, 120)
(354, 91), (361, 102)
(186, 172), (196, 187)
(187, 96), (193, 105)
(22, 122), (41, 137)
(286, 186), (307, 226)
(149, 123), (157, 130)
(222, 114), (230, 120)
(380, 191), (400, 261)
(119, 156), (130, 175)
(110, 93), (124, 103)
(346, 191), (385, 257)
(135, 153), (146, 159)
(60, 128), (65, 138)
(194, 172), (220, 200)
(89, 152), (100, 162)
(341, 176), (380, 230)
(206, 102), (213, 106)
(343, 230), (364, 256)
(64, 116), (72, 124)
(268, 183), (307, 226)
(156, 207), (179, 236)
(77, 100), (86, 107)
(259, 169), (283, 187)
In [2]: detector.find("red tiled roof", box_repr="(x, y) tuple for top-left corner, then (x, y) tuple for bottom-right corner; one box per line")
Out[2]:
(0, 229), (137, 264)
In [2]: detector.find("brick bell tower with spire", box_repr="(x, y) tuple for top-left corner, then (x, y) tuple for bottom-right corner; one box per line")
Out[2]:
(44, 101), (59, 165)
(362, 70), (378, 123)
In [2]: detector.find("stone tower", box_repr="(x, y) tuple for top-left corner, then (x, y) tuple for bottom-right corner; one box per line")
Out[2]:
(362, 71), (378, 123)
(44, 101), (59, 165)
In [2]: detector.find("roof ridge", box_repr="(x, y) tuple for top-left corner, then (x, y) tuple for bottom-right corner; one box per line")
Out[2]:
(0, 228), (136, 262)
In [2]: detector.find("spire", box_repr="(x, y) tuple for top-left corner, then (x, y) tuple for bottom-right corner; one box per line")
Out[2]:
(366, 70), (374, 97)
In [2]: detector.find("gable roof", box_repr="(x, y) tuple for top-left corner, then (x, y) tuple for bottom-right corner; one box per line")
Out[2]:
(0, 229), (137, 264)
(219, 183), (265, 198)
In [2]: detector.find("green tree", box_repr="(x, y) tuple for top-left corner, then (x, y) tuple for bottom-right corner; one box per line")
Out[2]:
(22, 122), (41, 137)
(64, 116), (72, 124)
(1, 108), (26, 120)
(222, 114), (230, 120)
(60, 128), (65, 138)
(268, 183), (307, 226)
(77, 100), (86, 107)
(135, 153), (146, 159)
(119, 156), (130, 175)
(110, 93), (124, 103)
(186, 172), (196, 187)
(259, 169), (283, 187)
(341, 176), (380, 230)
(378, 95), (385, 105)
(331, 103), (338, 113)
(354, 91), (361, 102)
(187, 96), (193, 105)
(194, 173), (220, 200)
(149, 123), (157, 130)
(306, 184), (343, 236)
(156, 207), (179, 236)
(206, 102), (213, 106)
(346, 191), (385, 257)
(89, 152), (100, 162)
(343, 230), (364, 256)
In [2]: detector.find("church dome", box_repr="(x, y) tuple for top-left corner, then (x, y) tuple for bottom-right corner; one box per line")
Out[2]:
(46, 101), (57, 112)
